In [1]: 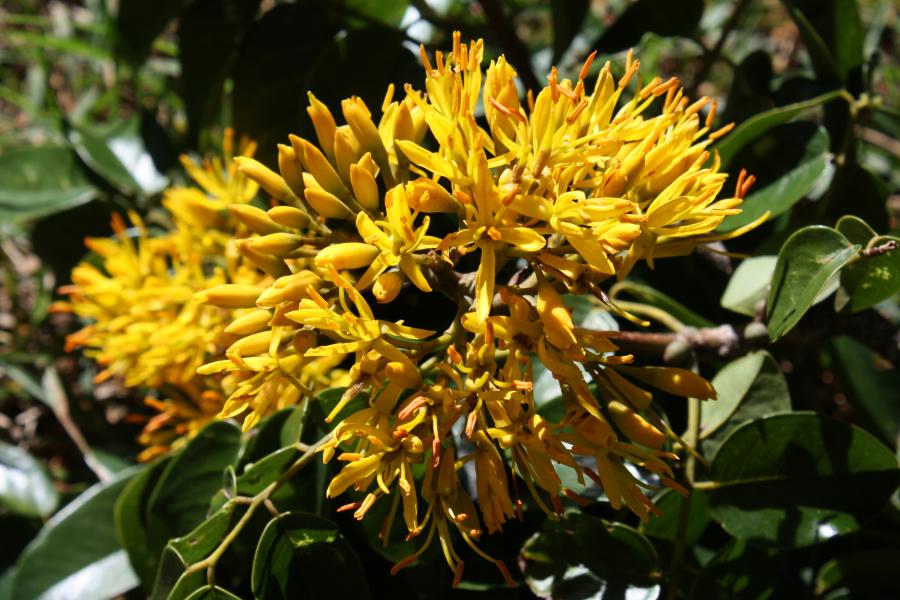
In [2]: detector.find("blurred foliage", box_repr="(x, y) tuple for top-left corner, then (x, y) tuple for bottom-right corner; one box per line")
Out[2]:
(1, 0), (899, 599)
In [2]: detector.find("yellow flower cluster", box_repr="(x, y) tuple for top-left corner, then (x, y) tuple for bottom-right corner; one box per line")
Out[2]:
(195, 34), (763, 583)
(59, 132), (340, 459)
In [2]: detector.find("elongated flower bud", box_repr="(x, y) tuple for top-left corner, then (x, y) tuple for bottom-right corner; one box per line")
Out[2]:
(268, 205), (309, 229)
(277, 144), (306, 198)
(234, 156), (297, 203)
(608, 401), (665, 449)
(304, 185), (353, 219)
(349, 164), (379, 212)
(224, 309), (272, 335)
(249, 232), (305, 257)
(373, 271), (403, 303)
(537, 283), (577, 350)
(227, 330), (273, 358)
(306, 92), (337, 164)
(314, 242), (380, 270)
(195, 284), (262, 308)
(229, 204), (283, 236)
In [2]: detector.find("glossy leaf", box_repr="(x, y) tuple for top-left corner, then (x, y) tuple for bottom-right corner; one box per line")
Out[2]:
(612, 281), (714, 327)
(114, 456), (172, 589)
(0, 442), (58, 518)
(717, 126), (830, 232)
(642, 489), (710, 546)
(709, 412), (900, 547)
(838, 235), (900, 312)
(251, 512), (370, 599)
(344, 0), (409, 27)
(11, 468), (141, 600)
(834, 215), (876, 245)
(720, 256), (778, 317)
(690, 540), (778, 599)
(782, 0), (865, 82)
(237, 446), (299, 496)
(591, 0), (703, 53)
(714, 90), (844, 167)
(815, 548), (900, 597)
(828, 336), (900, 446)
(146, 421), (242, 557)
(520, 512), (660, 599)
(767, 226), (860, 341)
(0, 146), (96, 222)
(185, 586), (243, 600)
(700, 351), (790, 442)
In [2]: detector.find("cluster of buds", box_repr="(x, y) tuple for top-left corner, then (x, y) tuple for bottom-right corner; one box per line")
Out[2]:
(194, 33), (763, 583)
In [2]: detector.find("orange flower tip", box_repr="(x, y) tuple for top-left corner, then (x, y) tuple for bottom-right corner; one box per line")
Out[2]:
(92, 369), (114, 384)
(515, 500), (524, 521)
(579, 50), (598, 81)
(452, 561), (465, 588)
(563, 489), (590, 507)
(469, 528), (482, 540)
(496, 560), (516, 587)
(391, 554), (419, 575)
(550, 495), (564, 515)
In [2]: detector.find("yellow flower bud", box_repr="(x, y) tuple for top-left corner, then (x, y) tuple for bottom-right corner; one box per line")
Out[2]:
(608, 401), (665, 449)
(229, 204), (282, 236)
(304, 184), (353, 219)
(306, 92), (337, 164)
(373, 271), (403, 303)
(224, 309), (272, 335)
(342, 97), (392, 181)
(195, 284), (262, 308)
(314, 242), (380, 270)
(249, 232), (305, 256)
(537, 252), (584, 282)
(537, 283), (577, 350)
(235, 240), (291, 277)
(333, 126), (360, 187)
(349, 164), (379, 212)
(227, 330), (274, 358)
(385, 360), (422, 389)
(290, 134), (350, 201)
(277, 144), (306, 198)
(233, 156), (297, 204)
(268, 205), (308, 229)
(615, 365), (716, 400)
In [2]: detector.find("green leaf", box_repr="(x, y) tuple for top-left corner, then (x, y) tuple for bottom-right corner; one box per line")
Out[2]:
(838, 236), (900, 312)
(237, 446), (299, 496)
(591, 0), (704, 53)
(815, 548), (900, 596)
(232, 2), (340, 165)
(11, 468), (142, 600)
(0, 146), (96, 223)
(612, 281), (715, 327)
(828, 336), (900, 446)
(551, 0), (589, 62)
(169, 502), (239, 565)
(717, 126), (830, 232)
(114, 456), (172, 589)
(690, 540), (778, 599)
(113, 0), (192, 67)
(766, 226), (860, 341)
(146, 421), (242, 558)
(782, 0), (865, 82)
(185, 585), (243, 600)
(714, 90), (844, 167)
(0, 442), (59, 518)
(178, 0), (261, 141)
(720, 256), (778, 316)
(520, 512), (660, 599)
(700, 351), (790, 442)
(708, 412), (900, 547)
(251, 512), (370, 599)
(642, 489), (710, 546)
(66, 125), (140, 193)
(835, 215), (876, 245)
(343, 0), (410, 27)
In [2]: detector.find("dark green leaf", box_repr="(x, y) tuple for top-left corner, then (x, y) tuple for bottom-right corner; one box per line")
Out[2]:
(782, 0), (865, 83)
(66, 124), (141, 193)
(0, 146), (96, 223)
(835, 215), (876, 245)
(828, 336), (900, 446)
(151, 547), (205, 600)
(0, 442), (58, 518)
(690, 540), (778, 599)
(237, 446), (299, 496)
(520, 512), (660, 599)
(700, 351), (790, 441)
(823, 162), (889, 232)
(11, 468), (142, 600)
(714, 90), (844, 167)
(242, 406), (301, 465)
(838, 235), (900, 312)
(717, 126), (830, 232)
(642, 489), (710, 546)
(168, 502), (239, 565)
(720, 256), (778, 316)
(767, 226), (860, 340)
(815, 548), (900, 596)
(232, 2), (340, 165)
(708, 412), (900, 547)
(551, 0), (589, 62)
(591, 0), (704, 53)
(146, 421), (242, 557)
(343, 0), (410, 27)
(114, 456), (172, 588)
(185, 585), (244, 600)
(251, 512), (370, 599)
(178, 0), (261, 142)
(113, 0), (192, 67)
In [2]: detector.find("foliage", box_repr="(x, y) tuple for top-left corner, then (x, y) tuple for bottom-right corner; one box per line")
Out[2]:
(1, 1), (898, 599)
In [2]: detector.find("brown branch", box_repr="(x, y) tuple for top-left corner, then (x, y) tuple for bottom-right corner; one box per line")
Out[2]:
(861, 240), (898, 258)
